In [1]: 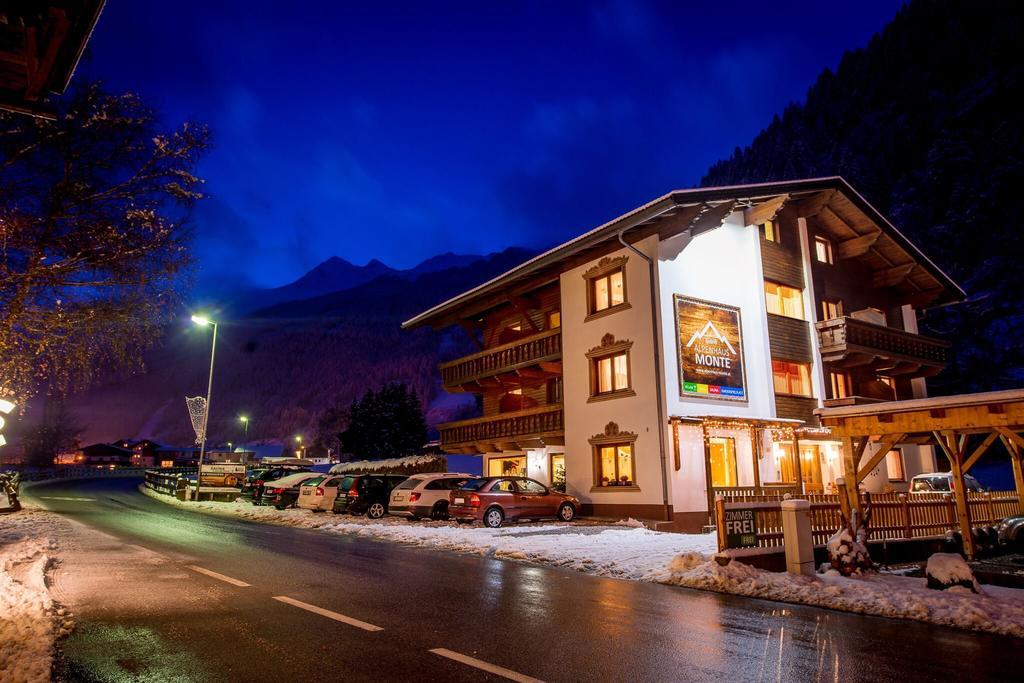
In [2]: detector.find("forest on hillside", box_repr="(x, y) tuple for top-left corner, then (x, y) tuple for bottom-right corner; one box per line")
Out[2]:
(703, 0), (1024, 396)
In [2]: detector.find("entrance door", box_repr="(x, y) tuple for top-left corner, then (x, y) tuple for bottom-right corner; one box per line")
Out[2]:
(800, 445), (824, 493)
(709, 437), (738, 487)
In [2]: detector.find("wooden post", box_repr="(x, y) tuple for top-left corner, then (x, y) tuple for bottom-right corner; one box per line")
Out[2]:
(1002, 434), (1024, 515)
(671, 419), (681, 472)
(985, 491), (995, 526)
(750, 428), (762, 493)
(836, 478), (851, 522)
(900, 493), (911, 540)
(702, 422), (715, 527)
(941, 432), (976, 560)
(715, 497), (727, 551)
(840, 437), (863, 518)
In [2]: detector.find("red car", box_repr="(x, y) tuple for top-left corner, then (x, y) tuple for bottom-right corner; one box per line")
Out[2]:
(448, 477), (579, 528)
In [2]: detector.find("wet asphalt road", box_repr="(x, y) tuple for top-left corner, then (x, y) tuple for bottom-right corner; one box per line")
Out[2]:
(27, 478), (1024, 682)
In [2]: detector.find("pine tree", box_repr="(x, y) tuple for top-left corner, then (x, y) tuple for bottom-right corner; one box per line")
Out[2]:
(340, 383), (427, 459)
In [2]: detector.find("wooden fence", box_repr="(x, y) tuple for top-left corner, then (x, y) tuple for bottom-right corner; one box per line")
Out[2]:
(716, 490), (1022, 551)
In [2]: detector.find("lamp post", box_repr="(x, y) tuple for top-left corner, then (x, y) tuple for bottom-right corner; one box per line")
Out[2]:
(240, 415), (250, 442)
(191, 314), (218, 501)
(295, 435), (304, 458)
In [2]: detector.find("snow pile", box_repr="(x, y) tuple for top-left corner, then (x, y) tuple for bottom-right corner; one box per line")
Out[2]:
(0, 507), (72, 682)
(329, 455), (444, 475)
(661, 553), (1024, 637)
(926, 553), (980, 593)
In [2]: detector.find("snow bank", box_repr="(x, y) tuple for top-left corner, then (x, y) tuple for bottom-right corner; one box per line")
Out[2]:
(329, 455), (444, 474)
(0, 507), (73, 683)
(660, 554), (1024, 638)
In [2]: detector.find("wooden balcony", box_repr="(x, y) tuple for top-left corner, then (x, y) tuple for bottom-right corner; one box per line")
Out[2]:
(439, 404), (564, 454)
(440, 328), (562, 391)
(815, 316), (949, 377)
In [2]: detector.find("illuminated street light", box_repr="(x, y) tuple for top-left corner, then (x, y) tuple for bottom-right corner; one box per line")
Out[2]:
(240, 415), (250, 441)
(191, 314), (218, 501)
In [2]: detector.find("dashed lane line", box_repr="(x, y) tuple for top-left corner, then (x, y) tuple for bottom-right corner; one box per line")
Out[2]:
(429, 648), (545, 683)
(37, 496), (96, 502)
(186, 565), (252, 587)
(272, 595), (384, 632)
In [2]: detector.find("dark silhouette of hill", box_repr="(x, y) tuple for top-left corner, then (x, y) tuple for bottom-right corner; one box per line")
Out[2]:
(69, 247), (535, 445)
(702, 0), (1024, 394)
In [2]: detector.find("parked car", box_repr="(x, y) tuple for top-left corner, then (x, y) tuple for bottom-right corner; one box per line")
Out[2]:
(388, 473), (474, 520)
(262, 472), (322, 510)
(448, 477), (579, 528)
(332, 474), (408, 518)
(297, 474), (349, 512)
(998, 514), (1024, 550)
(241, 465), (310, 505)
(910, 472), (987, 493)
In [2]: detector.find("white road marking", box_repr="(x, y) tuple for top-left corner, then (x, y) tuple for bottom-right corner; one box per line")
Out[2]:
(272, 595), (383, 632)
(429, 648), (545, 683)
(38, 496), (96, 502)
(186, 565), (251, 587)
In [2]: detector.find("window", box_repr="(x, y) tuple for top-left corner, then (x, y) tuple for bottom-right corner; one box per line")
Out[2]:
(160, 459), (174, 468)
(764, 281), (805, 319)
(821, 298), (844, 320)
(547, 310), (561, 329)
(814, 236), (834, 264)
(488, 456), (526, 477)
(550, 454), (566, 492)
(596, 444), (634, 487)
(590, 268), (625, 313)
(708, 437), (737, 487)
(774, 443), (798, 483)
(773, 360), (812, 396)
(594, 352), (629, 395)
(760, 220), (780, 243)
(829, 371), (851, 399)
(517, 479), (547, 494)
(885, 449), (905, 481)
(492, 479), (516, 493)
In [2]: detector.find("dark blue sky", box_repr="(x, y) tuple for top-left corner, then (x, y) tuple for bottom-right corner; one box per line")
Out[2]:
(82, 0), (902, 289)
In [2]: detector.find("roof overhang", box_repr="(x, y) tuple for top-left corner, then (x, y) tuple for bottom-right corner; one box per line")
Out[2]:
(403, 177), (964, 330)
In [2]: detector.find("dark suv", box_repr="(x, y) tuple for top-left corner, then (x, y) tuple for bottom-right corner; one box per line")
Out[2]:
(332, 474), (408, 519)
(241, 466), (310, 505)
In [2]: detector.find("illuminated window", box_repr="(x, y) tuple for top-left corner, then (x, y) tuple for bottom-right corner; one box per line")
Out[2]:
(764, 281), (804, 319)
(821, 298), (844, 320)
(509, 321), (522, 332)
(760, 220), (780, 243)
(885, 449), (905, 481)
(709, 437), (737, 487)
(550, 454), (566, 491)
(590, 268), (625, 313)
(593, 351), (629, 395)
(800, 445), (823, 489)
(488, 456), (526, 477)
(878, 375), (894, 388)
(547, 310), (561, 329)
(160, 459), (174, 468)
(773, 360), (812, 396)
(596, 444), (634, 487)
(829, 371), (851, 399)
(814, 236), (834, 264)
(774, 443), (798, 483)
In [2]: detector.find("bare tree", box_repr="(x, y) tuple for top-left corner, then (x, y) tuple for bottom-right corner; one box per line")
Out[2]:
(0, 83), (210, 404)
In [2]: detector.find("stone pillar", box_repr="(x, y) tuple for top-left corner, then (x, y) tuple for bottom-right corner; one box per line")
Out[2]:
(781, 498), (815, 576)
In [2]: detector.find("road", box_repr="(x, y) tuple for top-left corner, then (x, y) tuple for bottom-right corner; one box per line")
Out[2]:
(28, 477), (1024, 682)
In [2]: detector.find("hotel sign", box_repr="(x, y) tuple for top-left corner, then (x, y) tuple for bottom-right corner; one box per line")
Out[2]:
(675, 295), (746, 401)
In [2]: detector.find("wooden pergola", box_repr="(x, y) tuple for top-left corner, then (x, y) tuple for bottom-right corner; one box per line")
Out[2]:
(816, 388), (1024, 559)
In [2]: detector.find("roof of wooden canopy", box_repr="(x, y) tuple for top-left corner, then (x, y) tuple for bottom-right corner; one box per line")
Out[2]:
(403, 176), (964, 330)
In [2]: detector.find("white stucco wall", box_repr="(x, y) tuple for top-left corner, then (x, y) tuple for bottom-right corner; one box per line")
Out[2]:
(559, 235), (666, 511)
(655, 213), (775, 514)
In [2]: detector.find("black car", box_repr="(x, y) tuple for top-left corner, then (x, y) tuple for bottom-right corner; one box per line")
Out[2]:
(241, 466), (310, 505)
(332, 474), (408, 518)
(262, 473), (322, 510)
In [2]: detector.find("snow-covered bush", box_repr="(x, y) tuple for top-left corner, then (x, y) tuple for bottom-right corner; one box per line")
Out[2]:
(926, 552), (980, 593)
(825, 508), (874, 576)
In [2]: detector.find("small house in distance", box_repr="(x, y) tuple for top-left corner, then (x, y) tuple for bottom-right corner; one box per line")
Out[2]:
(404, 177), (963, 531)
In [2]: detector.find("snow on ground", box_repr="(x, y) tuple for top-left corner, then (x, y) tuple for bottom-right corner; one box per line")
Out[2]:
(0, 505), (73, 683)
(143, 487), (1024, 637)
(657, 552), (1024, 638)
(139, 485), (716, 579)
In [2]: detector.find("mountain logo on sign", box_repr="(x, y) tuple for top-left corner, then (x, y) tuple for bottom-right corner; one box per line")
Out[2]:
(685, 321), (737, 355)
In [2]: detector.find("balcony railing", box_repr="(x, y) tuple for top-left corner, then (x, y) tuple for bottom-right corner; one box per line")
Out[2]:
(440, 328), (561, 388)
(439, 404), (564, 453)
(816, 316), (949, 368)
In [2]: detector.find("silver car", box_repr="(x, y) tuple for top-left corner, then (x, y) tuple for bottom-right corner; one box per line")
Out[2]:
(389, 473), (474, 520)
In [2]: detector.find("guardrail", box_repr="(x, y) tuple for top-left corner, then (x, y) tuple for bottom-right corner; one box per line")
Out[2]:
(716, 489), (1023, 551)
(9, 466), (197, 482)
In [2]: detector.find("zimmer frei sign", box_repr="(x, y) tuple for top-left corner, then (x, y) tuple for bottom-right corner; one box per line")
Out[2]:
(674, 295), (747, 401)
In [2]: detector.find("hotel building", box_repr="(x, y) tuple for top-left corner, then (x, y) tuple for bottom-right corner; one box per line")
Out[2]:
(403, 178), (963, 531)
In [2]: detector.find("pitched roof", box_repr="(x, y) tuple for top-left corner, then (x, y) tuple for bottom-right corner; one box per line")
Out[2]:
(402, 177), (963, 330)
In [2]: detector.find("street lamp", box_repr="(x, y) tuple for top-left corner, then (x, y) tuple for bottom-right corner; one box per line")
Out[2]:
(295, 435), (304, 458)
(191, 314), (218, 501)
(239, 415), (250, 441)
